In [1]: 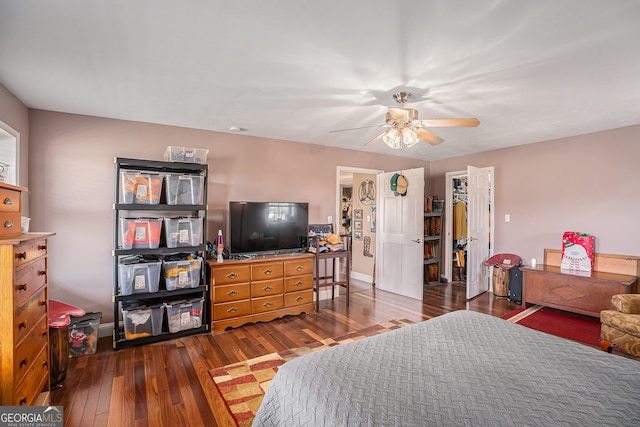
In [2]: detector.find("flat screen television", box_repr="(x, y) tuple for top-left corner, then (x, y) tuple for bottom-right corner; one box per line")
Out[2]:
(229, 201), (309, 257)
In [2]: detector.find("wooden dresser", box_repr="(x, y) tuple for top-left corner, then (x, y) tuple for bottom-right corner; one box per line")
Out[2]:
(209, 253), (315, 332)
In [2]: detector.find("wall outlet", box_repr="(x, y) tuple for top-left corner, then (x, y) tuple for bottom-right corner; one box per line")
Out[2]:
(505, 214), (510, 222)
(328, 215), (332, 224)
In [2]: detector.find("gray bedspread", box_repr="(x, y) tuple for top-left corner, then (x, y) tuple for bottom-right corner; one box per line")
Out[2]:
(253, 310), (640, 426)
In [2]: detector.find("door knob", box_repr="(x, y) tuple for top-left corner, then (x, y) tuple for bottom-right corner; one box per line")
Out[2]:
(412, 238), (421, 244)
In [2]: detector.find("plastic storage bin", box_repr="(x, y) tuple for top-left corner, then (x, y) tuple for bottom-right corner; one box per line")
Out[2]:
(163, 146), (209, 163)
(164, 174), (204, 205)
(69, 312), (102, 357)
(122, 303), (164, 340)
(120, 218), (163, 249)
(163, 257), (202, 290)
(118, 259), (161, 295)
(165, 298), (204, 333)
(163, 217), (203, 248)
(120, 172), (163, 204)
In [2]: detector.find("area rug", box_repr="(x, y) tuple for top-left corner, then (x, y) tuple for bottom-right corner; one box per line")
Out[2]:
(208, 318), (415, 426)
(502, 305), (601, 347)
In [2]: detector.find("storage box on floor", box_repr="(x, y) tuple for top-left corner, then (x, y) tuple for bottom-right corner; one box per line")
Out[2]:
(69, 312), (102, 357)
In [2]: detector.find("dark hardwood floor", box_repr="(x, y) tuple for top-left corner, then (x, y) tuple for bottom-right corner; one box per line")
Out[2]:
(50, 282), (522, 427)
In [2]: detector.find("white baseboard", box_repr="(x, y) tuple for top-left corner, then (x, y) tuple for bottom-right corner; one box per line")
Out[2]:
(351, 271), (373, 284)
(98, 322), (113, 338)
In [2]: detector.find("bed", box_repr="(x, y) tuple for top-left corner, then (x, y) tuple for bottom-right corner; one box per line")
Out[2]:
(253, 310), (640, 426)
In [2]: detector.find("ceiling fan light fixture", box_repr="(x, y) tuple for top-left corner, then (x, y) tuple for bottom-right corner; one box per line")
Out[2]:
(402, 128), (419, 147)
(383, 128), (401, 149)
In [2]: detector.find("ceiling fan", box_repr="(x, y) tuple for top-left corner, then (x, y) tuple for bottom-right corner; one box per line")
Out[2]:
(330, 91), (480, 149)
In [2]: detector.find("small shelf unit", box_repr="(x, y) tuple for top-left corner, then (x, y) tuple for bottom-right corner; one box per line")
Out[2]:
(424, 211), (443, 285)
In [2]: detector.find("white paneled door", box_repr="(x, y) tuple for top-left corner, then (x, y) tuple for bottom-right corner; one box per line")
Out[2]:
(466, 166), (493, 299)
(376, 168), (425, 300)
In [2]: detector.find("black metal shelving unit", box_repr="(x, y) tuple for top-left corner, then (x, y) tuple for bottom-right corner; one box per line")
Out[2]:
(112, 157), (209, 350)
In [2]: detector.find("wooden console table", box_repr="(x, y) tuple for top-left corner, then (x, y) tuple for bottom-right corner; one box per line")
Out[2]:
(521, 265), (637, 318)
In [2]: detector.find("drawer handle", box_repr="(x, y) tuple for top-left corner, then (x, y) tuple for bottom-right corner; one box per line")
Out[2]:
(42, 331), (47, 338)
(38, 244), (47, 251)
(16, 252), (27, 260)
(19, 397), (27, 406)
(39, 300), (47, 306)
(4, 220), (13, 228)
(295, 265), (303, 271)
(19, 320), (27, 329)
(263, 302), (273, 307)
(263, 286), (273, 291)
(295, 281), (303, 287)
(20, 358), (27, 368)
(16, 283), (27, 292)
(296, 296), (304, 302)
(226, 272), (238, 279)
(3, 197), (13, 205)
(226, 290), (238, 297)
(43, 361), (48, 368)
(263, 269), (272, 275)
(227, 307), (238, 314)
(38, 270), (46, 276)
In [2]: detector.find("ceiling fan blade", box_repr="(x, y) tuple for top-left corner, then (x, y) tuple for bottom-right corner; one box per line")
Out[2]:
(364, 133), (384, 146)
(329, 124), (386, 133)
(387, 107), (409, 121)
(416, 129), (444, 145)
(420, 118), (480, 128)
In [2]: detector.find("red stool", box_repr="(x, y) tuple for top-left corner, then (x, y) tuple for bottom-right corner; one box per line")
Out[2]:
(49, 299), (85, 388)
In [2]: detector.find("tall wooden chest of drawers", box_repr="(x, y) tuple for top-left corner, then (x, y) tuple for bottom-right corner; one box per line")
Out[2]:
(209, 254), (315, 332)
(0, 232), (55, 406)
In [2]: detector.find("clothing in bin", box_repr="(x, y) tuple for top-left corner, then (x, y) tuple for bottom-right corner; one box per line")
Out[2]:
(69, 312), (102, 357)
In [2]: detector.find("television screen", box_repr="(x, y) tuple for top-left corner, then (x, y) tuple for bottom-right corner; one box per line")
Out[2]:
(229, 201), (309, 256)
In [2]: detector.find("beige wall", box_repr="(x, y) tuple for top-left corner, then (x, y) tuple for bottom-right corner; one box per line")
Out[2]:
(430, 125), (640, 265)
(350, 173), (377, 280)
(26, 110), (425, 321)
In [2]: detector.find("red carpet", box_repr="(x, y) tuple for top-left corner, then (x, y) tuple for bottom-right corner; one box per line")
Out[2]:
(502, 305), (602, 347)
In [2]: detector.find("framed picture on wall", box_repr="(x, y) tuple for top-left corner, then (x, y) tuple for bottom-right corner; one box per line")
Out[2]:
(354, 209), (363, 220)
(354, 231), (362, 239)
(354, 220), (362, 230)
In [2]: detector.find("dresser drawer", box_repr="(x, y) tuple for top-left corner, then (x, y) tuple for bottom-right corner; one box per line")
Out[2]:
(212, 265), (251, 285)
(14, 239), (49, 269)
(14, 346), (49, 406)
(213, 282), (251, 303)
(251, 278), (284, 297)
(0, 187), (21, 213)
(14, 288), (48, 346)
(14, 316), (48, 384)
(0, 212), (21, 238)
(285, 289), (314, 308)
(252, 295), (284, 314)
(285, 274), (314, 292)
(251, 262), (284, 281)
(213, 300), (251, 320)
(285, 258), (313, 276)
(13, 257), (47, 308)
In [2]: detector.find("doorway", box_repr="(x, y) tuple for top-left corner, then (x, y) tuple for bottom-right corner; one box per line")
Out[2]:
(444, 166), (494, 299)
(336, 166), (383, 286)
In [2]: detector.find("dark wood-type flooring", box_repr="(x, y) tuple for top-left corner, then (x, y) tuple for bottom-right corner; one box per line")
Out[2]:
(48, 282), (539, 426)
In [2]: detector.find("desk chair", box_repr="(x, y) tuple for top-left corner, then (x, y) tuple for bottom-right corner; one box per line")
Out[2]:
(309, 224), (351, 311)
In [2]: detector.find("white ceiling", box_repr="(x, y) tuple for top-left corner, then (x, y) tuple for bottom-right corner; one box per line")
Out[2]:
(1, 1), (639, 161)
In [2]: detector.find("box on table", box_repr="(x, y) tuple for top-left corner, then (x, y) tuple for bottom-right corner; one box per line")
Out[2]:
(163, 217), (203, 248)
(120, 172), (163, 204)
(120, 218), (163, 249)
(69, 312), (102, 357)
(122, 303), (164, 340)
(118, 259), (161, 295)
(163, 257), (202, 291)
(165, 298), (204, 333)
(163, 146), (209, 163)
(164, 174), (204, 205)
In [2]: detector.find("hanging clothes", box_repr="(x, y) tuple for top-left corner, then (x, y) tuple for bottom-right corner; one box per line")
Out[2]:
(453, 200), (468, 240)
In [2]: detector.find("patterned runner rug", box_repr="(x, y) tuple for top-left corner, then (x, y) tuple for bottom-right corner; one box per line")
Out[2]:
(208, 318), (415, 426)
